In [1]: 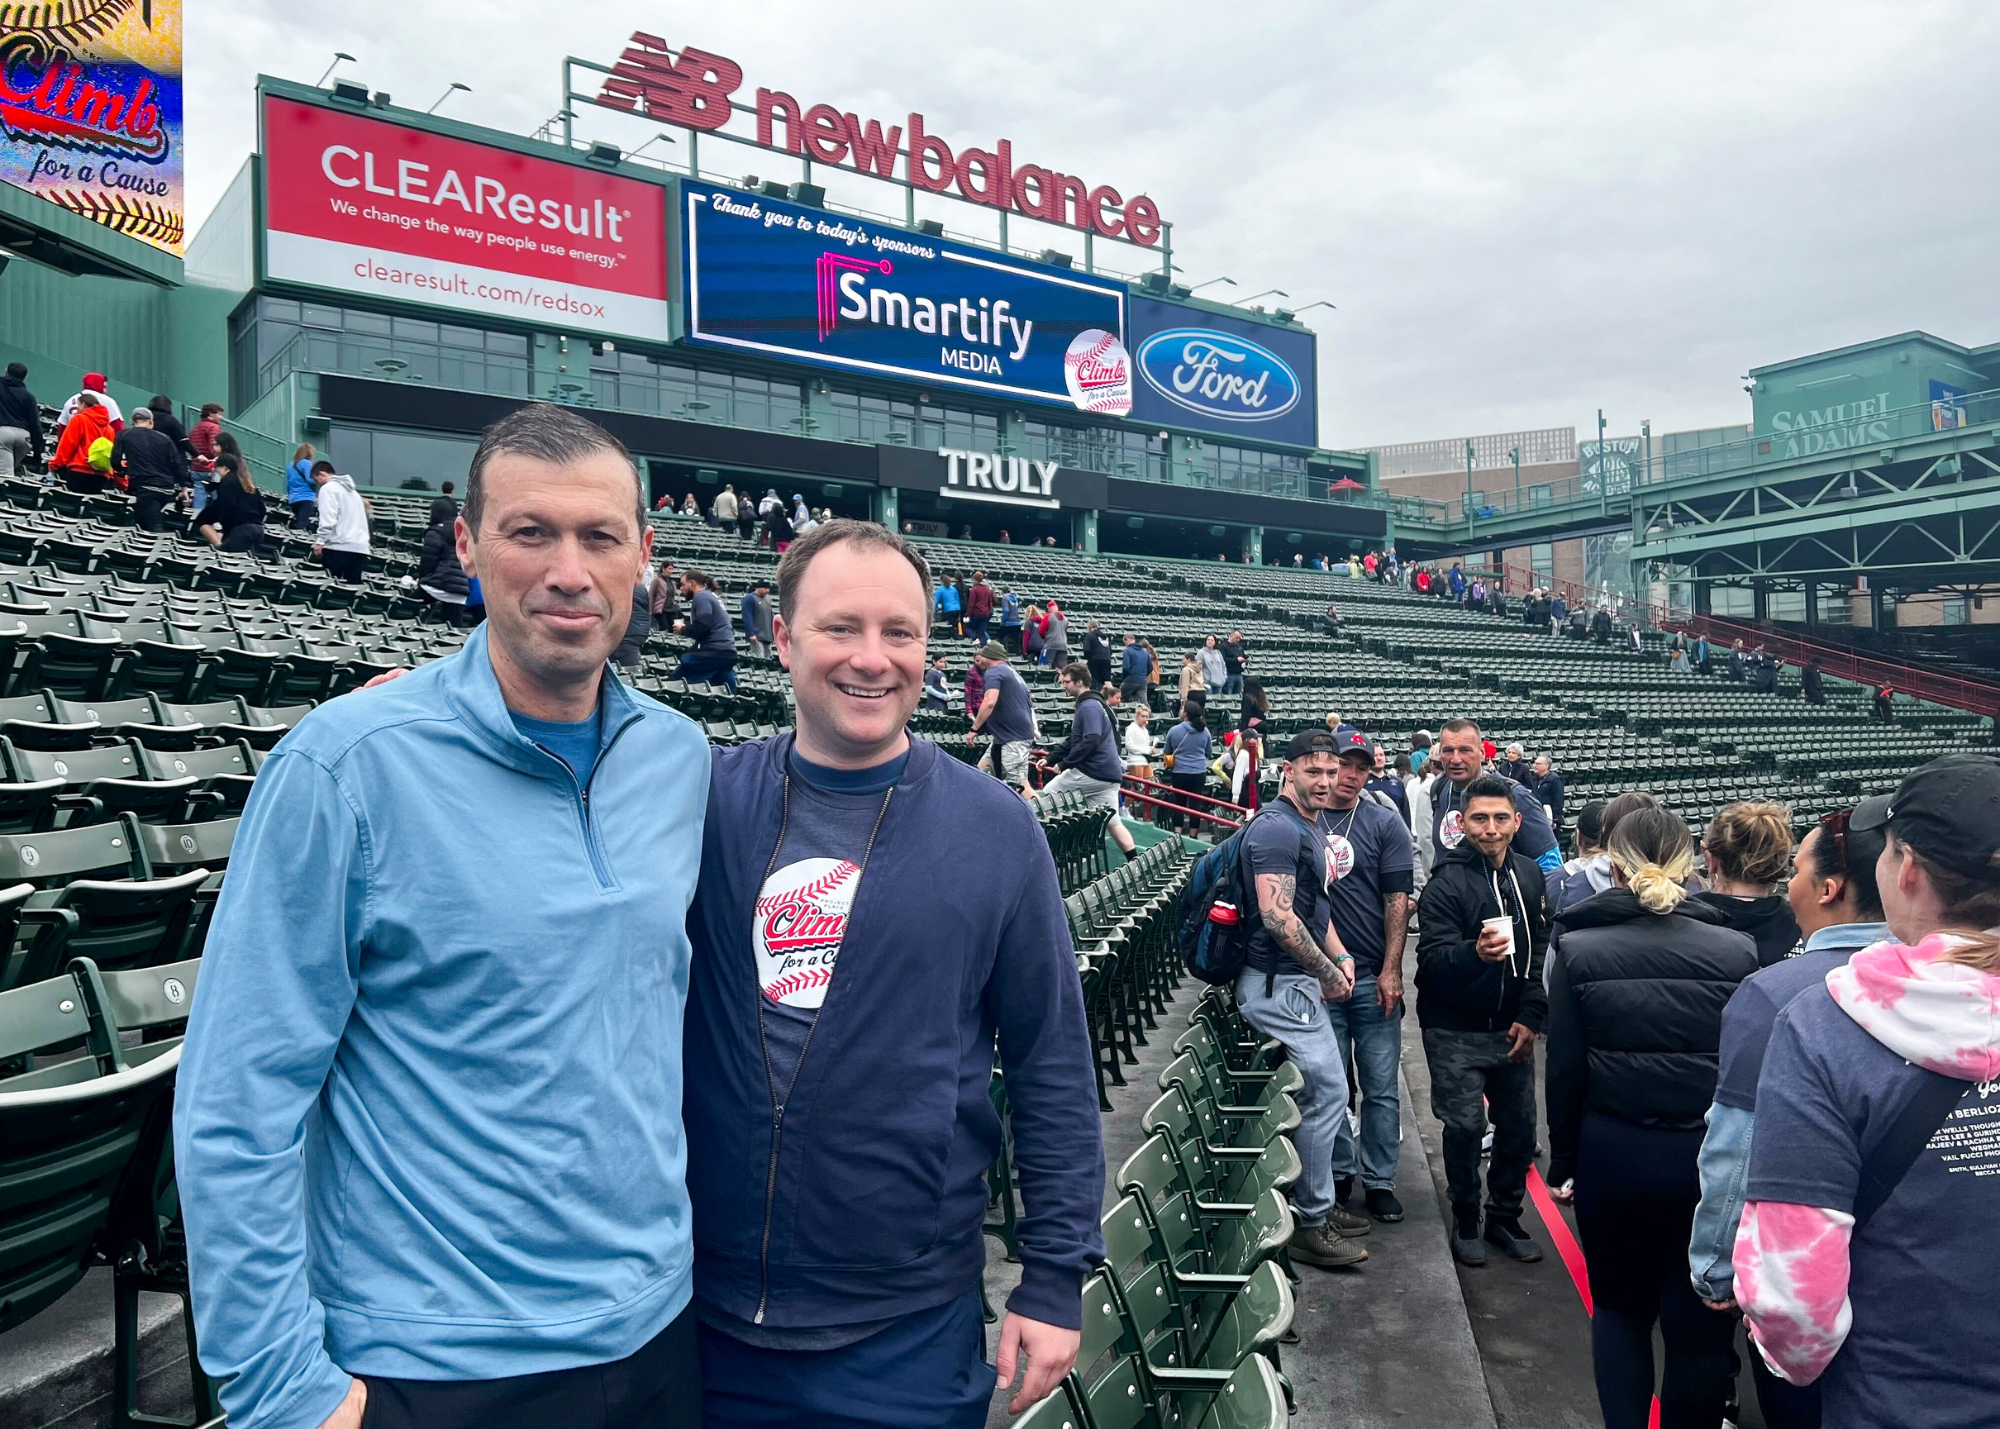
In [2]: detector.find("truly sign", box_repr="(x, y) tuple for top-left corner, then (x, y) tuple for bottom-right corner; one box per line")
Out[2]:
(598, 33), (1164, 246)
(937, 447), (1062, 509)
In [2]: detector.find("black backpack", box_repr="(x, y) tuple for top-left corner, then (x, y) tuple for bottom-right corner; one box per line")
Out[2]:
(1179, 808), (1320, 986)
(1179, 825), (1255, 986)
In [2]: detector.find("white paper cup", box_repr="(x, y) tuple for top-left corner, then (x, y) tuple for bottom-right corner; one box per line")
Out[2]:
(1482, 915), (1515, 965)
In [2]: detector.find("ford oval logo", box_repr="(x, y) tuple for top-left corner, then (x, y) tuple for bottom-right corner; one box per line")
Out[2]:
(1134, 328), (1301, 424)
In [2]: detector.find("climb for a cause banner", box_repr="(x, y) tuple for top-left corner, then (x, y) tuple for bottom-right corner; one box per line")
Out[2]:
(0, 0), (185, 255)
(260, 95), (669, 341)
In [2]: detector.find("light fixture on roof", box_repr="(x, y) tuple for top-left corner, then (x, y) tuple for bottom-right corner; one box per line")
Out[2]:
(587, 141), (622, 165)
(426, 82), (471, 114)
(331, 78), (369, 105)
(316, 52), (357, 88)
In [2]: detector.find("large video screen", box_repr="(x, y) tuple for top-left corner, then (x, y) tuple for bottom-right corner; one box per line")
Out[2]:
(682, 179), (1129, 412)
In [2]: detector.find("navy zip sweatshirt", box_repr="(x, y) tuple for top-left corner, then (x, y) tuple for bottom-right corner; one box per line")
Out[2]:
(684, 735), (1104, 1331)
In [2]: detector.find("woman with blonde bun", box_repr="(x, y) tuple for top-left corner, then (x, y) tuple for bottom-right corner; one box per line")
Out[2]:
(1544, 806), (1760, 1429)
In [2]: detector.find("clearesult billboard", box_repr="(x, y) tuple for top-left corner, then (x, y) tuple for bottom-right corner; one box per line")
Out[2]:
(1127, 296), (1317, 447)
(681, 178), (1129, 412)
(0, 0), (184, 256)
(260, 94), (671, 342)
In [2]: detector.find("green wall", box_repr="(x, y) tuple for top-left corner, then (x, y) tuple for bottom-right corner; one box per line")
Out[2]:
(1750, 332), (1988, 458)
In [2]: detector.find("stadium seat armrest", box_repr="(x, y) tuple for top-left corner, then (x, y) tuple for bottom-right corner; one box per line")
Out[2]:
(1193, 1198), (1257, 1217)
(1170, 1271), (1252, 1293)
(1144, 1367), (1238, 1393)
(17, 903), (76, 961)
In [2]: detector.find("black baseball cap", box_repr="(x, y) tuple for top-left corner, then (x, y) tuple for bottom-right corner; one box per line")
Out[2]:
(1852, 754), (2000, 877)
(1285, 729), (1341, 762)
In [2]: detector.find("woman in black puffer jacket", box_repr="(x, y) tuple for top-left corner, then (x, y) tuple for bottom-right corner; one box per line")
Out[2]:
(1545, 806), (1759, 1429)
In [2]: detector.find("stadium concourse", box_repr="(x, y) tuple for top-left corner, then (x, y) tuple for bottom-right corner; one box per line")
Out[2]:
(0, 451), (1992, 1429)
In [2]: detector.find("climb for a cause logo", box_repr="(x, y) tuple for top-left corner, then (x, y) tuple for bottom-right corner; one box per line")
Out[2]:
(1439, 809), (1465, 849)
(754, 857), (861, 1008)
(1065, 329), (1133, 416)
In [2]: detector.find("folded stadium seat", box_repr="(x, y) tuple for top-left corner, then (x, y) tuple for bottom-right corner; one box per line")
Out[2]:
(15, 623), (118, 701)
(218, 701), (314, 750)
(40, 489), (88, 520)
(2, 738), (198, 827)
(190, 638), (283, 705)
(1141, 1091), (1302, 1206)
(0, 476), (43, 510)
(133, 741), (256, 818)
(260, 645), (343, 706)
(1119, 1257), (1295, 1409)
(1010, 1271), (1287, 1429)
(0, 690), (97, 750)
(0, 818), (209, 972)
(103, 634), (203, 704)
(0, 955), (225, 1426)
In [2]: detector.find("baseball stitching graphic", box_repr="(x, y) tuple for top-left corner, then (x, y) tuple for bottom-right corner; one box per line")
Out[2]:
(755, 857), (862, 1008)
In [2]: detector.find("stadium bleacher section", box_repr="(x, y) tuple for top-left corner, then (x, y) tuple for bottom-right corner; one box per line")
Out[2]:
(1, 435), (1992, 1426)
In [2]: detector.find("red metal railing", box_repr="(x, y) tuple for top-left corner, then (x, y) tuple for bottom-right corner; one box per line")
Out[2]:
(1118, 770), (1251, 834)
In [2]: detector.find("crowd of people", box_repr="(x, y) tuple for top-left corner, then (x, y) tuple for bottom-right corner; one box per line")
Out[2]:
(17, 387), (1988, 1429)
(1205, 703), (1999, 1429)
(673, 482), (837, 550)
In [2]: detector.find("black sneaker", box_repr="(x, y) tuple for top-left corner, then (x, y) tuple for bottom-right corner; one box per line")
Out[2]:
(1334, 1175), (1356, 1206)
(1288, 1221), (1369, 1268)
(1483, 1217), (1544, 1263)
(1451, 1217), (1486, 1266)
(1365, 1188), (1405, 1223)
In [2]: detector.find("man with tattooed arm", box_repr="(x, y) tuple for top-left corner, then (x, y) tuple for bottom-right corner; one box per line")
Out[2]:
(1230, 729), (1375, 1270)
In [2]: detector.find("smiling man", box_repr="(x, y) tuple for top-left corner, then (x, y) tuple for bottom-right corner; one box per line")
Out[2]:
(683, 519), (1102, 1427)
(175, 404), (709, 1429)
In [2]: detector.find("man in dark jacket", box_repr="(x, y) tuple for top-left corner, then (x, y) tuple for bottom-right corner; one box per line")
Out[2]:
(611, 582), (651, 672)
(676, 568), (738, 691)
(1221, 629), (1247, 694)
(1416, 773), (1551, 1267)
(1591, 606), (1614, 643)
(1429, 718), (1562, 873)
(110, 404), (189, 531)
(1801, 659), (1825, 704)
(1045, 662), (1137, 858)
(428, 480), (458, 528)
(1531, 755), (1565, 830)
(684, 521), (1100, 1425)
(1082, 620), (1113, 688)
(0, 361), (44, 475)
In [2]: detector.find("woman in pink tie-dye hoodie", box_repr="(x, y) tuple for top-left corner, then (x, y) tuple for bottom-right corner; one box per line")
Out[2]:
(1736, 755), (2000, 1428)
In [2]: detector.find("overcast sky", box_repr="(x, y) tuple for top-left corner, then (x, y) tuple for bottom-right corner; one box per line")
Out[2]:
(187, 0), (2000, 450)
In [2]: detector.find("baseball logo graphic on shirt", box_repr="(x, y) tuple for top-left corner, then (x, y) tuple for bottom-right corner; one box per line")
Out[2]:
(1065, 329), (1134, 416)
(754, 857), (861, 1008)
(1326, 833), (1356, 881)
(1439, 809), (1465, 848)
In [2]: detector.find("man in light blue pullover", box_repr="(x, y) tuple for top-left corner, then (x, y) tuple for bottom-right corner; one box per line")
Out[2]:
(1689, 797), (1889, 1429)
(174, 404), (708, 1429)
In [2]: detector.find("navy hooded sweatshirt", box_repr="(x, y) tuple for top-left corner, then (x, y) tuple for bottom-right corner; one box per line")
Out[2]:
(683, 735), (1104, 1332)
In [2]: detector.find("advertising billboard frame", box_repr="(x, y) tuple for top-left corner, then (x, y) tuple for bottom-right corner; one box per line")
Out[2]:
(680, 177), (1128, 411)
(1126, 295), (1318, 450)
(253, 78), (673, 346)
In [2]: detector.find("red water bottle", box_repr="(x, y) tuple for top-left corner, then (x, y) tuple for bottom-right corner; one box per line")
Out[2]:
(1208, 901), (1240, 927)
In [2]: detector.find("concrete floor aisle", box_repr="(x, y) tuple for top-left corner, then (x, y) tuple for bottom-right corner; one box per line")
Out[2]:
(983, 979), (1498, 1429)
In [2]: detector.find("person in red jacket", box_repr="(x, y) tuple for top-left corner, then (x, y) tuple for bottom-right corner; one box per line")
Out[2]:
(965, 569), (996, 646)
(51, 392), (116, 489)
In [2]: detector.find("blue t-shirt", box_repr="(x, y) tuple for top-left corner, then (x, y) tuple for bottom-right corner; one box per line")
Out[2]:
(511, 705), (602, 787)
(1321, 796), (1415, 975)
(978, 661), (1035, 745)
(1243, 800), (1332, 975)
(1747, 986), (2000, 1427)
(1711, 922), (1887, 1112)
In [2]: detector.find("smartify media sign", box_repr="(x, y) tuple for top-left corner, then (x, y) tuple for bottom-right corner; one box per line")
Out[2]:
(260, 96), (670, 342)
(1128, 296), (1318, 447)
(683, 179), (1128, 412)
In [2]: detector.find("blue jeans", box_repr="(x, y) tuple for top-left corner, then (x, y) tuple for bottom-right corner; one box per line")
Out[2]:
(1224, 674), (1243, 695)
(1232, 966), (1348, 1228)
(698, 1291), (991, 1428)
(1323, 972), (1403, 1191)
(678, 649), (738, 693)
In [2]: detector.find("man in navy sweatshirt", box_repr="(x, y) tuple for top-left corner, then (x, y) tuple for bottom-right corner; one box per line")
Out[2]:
(684, 520), (1102, 1426)
(175, 404), (707, 1429)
